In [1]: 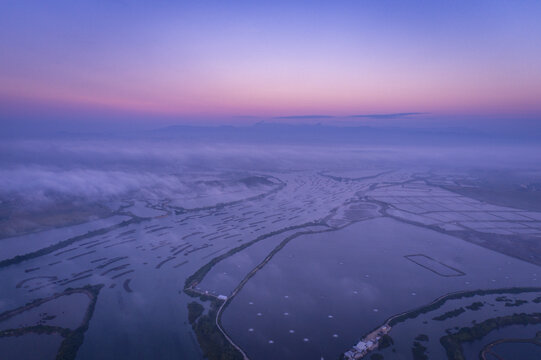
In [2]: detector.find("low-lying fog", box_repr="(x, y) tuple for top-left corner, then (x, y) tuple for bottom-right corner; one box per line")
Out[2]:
(1, 134), (540, 238)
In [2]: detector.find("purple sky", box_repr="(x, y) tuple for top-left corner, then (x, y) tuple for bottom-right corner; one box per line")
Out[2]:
(1, 0), (541, 129)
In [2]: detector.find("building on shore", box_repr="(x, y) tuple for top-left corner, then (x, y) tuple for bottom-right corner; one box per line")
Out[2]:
(344, 325), (391, 359)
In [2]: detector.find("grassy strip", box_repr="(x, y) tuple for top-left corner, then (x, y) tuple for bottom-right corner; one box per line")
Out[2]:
(188, 301), (204, 324)
(184, 221), (323, 289)
(433, 307), (465, 321)
(388, 287), (541, 326)
(0, 218), (144, 268)
(56, 284), (103, 360)
(465, 301), (483, 311)
(0, 284), (103, 360)
(0, 324), (70, 337)
(189, 299), (243, 360)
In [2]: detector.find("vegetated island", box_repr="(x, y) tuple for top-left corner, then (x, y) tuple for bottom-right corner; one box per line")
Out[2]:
(440, 312), (541, 360)
(342, 286), (541, 360)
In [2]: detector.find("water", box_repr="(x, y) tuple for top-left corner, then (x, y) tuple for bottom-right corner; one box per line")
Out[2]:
(222, 217), (541, 359)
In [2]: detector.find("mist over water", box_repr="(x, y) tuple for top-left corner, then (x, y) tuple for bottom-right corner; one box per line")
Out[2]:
(2, 129), (540, 235)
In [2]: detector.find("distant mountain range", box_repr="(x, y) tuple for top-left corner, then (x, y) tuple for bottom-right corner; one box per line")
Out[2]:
(4, 121), (536, 145)
(144, 122), (533, 145)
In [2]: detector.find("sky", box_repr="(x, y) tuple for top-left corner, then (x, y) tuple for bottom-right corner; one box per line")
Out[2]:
(1, 0), (541, 130)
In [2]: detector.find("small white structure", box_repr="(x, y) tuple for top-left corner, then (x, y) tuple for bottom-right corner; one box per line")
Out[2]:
(354, 341), (368, 352)
(217, 294), (228, 300)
